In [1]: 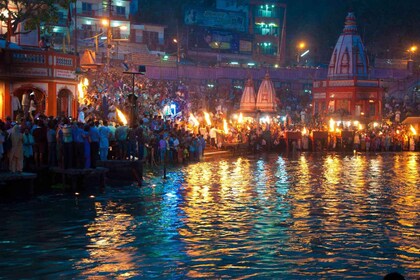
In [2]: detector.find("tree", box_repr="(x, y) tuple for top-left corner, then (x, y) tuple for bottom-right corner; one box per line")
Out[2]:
(0, 0), (74, 41)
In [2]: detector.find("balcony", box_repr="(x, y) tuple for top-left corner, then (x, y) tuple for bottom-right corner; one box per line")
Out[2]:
(0, 48), (77, 80)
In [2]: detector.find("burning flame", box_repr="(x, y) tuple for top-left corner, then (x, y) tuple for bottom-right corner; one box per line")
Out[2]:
(223, 118), (229, 134)
(77, 78), (89, 103)
(77, 82), (84, 102)
(189, 113), (199, 126)
(204, 112), (211, 126)
(238, 113), (243, 123)
(116, 108), (128, 126)
(302, 127), (307, 136)
(329, 118), (335, 132)
(410, 125), (417, 135)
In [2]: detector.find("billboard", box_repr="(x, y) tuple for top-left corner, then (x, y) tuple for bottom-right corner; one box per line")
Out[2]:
(184, 8), (247, 32)
(188, 26), (252, 54)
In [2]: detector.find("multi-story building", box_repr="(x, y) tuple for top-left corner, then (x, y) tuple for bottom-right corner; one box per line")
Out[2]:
(185, 0), (286, 67)
(249, 1), (286, 66)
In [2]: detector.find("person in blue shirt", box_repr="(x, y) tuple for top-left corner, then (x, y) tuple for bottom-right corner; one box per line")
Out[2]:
(73, 122), (85, 168)
(89, 120), (100, 168)
(98, 120), (111, 161)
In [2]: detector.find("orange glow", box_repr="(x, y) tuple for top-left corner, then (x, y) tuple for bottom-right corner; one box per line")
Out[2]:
(77, 78), (89, 104)
(329, 118), (335, 132)
(302, 127), (307, 135)
(238, 113), (243, 123)
(298, 42), (306, 49)
(189, 113), (199, 126)
(77, 81), (84, 103)
(204, 112), (211, 126)
(101, 19), (109, 26)
(116, 108), (128, 125)
(410, 125), (417, 135)
(223, 119), (229, 134)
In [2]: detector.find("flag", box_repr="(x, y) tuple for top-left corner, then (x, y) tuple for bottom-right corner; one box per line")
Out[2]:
(121, 62), (129, 71)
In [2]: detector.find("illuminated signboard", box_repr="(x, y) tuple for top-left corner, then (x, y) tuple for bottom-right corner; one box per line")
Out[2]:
(184, 8), (246, 32)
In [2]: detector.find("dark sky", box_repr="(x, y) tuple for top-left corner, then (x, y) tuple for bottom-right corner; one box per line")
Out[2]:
(136, 0), (420, 63)
(284, 0), (420, 62)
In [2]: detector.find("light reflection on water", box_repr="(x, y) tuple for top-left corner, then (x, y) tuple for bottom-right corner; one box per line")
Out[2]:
(0, 153), (419, 279)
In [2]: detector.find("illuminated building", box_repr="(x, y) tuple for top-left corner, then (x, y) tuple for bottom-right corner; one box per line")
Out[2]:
(312, 12), (383, 122)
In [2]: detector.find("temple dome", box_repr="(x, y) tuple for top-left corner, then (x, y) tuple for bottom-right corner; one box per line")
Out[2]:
(327, 12), (368, 80)
(239, 78), (256, 112)
(255, 72), (277, 113)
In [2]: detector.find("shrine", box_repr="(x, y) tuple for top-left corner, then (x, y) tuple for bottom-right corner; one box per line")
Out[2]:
(312, 12), (383, 122)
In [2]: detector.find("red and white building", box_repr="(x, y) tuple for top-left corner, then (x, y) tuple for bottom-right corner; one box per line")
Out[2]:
(312, 12), (383, 122)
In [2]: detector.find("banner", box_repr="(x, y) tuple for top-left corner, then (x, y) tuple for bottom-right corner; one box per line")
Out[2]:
(184, 8), (246, 32)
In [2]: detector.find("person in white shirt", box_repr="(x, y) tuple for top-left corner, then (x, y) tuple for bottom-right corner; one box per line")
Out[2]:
(209, 126), (217, 147)
(12, 95), (21, 120)
(78, 107), (86, 123)
(22, 90), (31, 118)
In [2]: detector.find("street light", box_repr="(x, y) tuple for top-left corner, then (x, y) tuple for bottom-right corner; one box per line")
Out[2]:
(101, 19), (112, 67)
(296, 41), (306, 63)
(173, 38), (180, 63)
(408, 45), (417, 60)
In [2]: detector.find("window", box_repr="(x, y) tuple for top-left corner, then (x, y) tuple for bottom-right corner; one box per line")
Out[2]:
(258, 42), (277, 55)
(82, 2), (92, 12)
(115, 6), (126, 16)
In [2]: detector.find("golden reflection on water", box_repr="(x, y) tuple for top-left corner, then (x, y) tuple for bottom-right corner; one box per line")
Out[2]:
(179, 153), (419, 277)
(390, 154), (420, 269)
(75, 201), (138, 278)
(66, 153), (419, 278)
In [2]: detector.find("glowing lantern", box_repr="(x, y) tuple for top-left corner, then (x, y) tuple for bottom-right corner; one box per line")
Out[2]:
(204, 112), (211, 126)
(116, 108), (128, 126)
(410, 125), (417, 135)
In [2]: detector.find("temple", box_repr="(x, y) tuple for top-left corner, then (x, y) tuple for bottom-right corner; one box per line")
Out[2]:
(239, 72), (277, 116)
(312, 12), (383, 122)
(239, 78), (257, 113)
(255, 72), (277, 113)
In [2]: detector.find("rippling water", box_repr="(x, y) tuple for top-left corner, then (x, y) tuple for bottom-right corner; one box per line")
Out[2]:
(0, 152), (419, 279)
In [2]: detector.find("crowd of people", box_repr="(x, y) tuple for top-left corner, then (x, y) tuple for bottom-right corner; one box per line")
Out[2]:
(1, 66), (419, 174)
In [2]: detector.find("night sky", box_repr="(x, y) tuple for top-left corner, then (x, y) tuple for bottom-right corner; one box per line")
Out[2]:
(137, 0), (420, 63)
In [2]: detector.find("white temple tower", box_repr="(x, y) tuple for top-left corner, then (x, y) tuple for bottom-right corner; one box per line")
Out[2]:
(239, 78), (257, 113)
(255, 72), (277, 113)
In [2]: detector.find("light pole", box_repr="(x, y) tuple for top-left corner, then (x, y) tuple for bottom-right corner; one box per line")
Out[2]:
(173, 38), (180, 64)
(296, 41), (305, 64)
(408, 45), (417, 60)
(123, 65), (146, 128)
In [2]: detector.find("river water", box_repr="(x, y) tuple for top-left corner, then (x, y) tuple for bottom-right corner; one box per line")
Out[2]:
(0, 152), (419, 279)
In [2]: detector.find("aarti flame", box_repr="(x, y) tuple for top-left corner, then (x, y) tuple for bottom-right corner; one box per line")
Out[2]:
(238, 113), (243, 123)
(223, 119), (229, 134)
(302, 127), (307, 135)
(77, 78), (89, 103)
(329, 118), (335, 132)
(189, 113), (199, 126)
(116, 108), (128, 126)
(77, 82), (84, 102)
(204, 112), (211, 126)
(410, 125), (417, 135)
